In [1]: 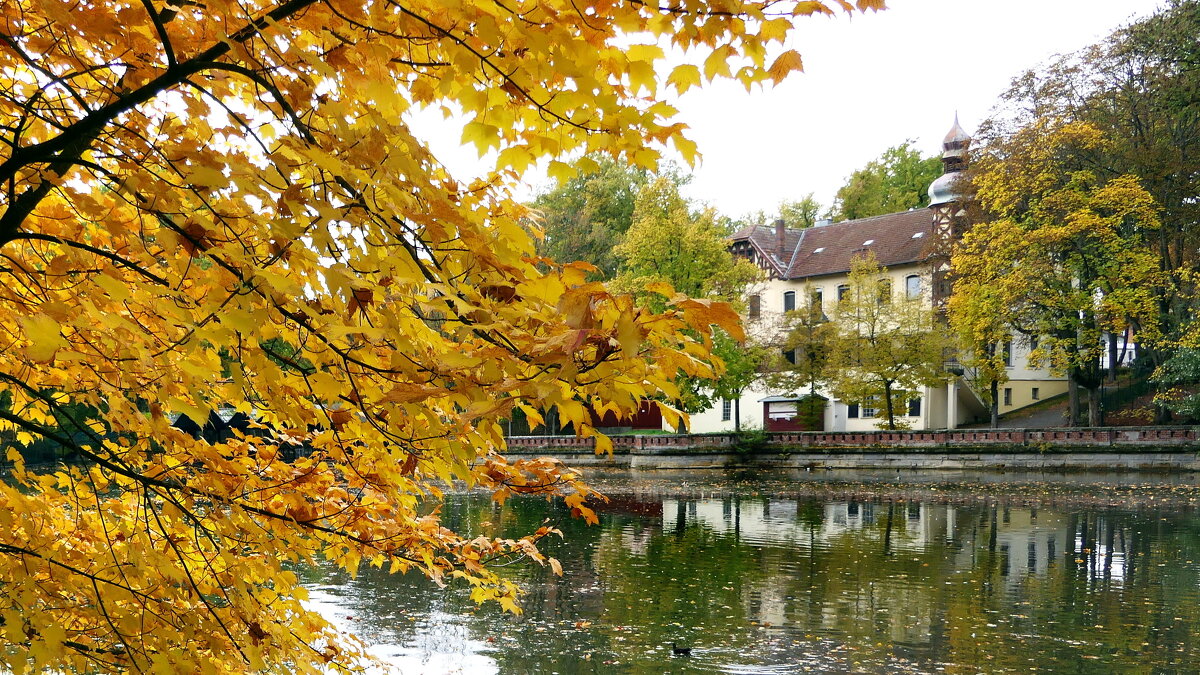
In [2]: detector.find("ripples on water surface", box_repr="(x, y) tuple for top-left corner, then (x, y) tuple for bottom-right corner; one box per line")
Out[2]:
(302, 469), (1200, 673)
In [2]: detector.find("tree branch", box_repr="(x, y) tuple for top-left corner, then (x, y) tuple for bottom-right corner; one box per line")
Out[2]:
(0, 0), (322, 246)
(141, 0), (177, 66)
(12, 232), (170, 286)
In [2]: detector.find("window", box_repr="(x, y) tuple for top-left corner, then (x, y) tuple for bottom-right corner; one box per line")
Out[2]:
(721, 399), (732, 421)
(748, 294), (761, 319)
(767, 401), (798, 421)
(862, 239), (875, 246)
(1003, 388), (1012, 406)
(934, 271), (952, 299)
(811, 288), (823, 309)
(1032, 387), (1040, 401)
(783, 291), (796, 312)
(783, 348), (796, 364)
(837, 284), (850, 302)
(813, 247), (826, 254)
(905, 275), (921, 300)
(846, 403), (859, 419)
(1029, 335), (1039, 352)
(908, 397), (922, 417)
(877, 279), (892, 304)
(861, 397), (877, 418)
(1002, 339), (1013, 367)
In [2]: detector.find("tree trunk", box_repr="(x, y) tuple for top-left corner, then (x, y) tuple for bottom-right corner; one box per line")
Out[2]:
(990, 379), (999, 428)
(1155, 403), (1172, 425)
(734, 399), (741, 432)
(1067, 378), (1080, 427)
(1107, 332), (1119, 383)
(1087, 386), (1101, 427)
(882, 501), (895, 556)
(884, 382), (896, 430)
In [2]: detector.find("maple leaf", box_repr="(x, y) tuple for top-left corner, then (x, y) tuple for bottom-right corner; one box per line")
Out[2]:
(19, 315), (68, 363)
(667, 64), (702, 94)
(767, 49), (805, 84)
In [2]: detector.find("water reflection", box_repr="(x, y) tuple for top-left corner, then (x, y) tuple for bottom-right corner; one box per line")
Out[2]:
(305, 474), (1200, 674)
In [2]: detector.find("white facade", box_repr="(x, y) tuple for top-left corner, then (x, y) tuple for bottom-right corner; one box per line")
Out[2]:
(688, 226), (1068, 434)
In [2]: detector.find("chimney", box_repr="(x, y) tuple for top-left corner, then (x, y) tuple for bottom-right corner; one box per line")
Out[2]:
(774, 218), (786, 260)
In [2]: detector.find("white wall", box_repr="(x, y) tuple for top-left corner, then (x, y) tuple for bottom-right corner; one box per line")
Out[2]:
(685, 379), (771, 433)
(694, 260), (1073, 432)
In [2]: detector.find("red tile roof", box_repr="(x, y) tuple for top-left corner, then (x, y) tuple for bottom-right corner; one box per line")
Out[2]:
(732, 209), (933, 279)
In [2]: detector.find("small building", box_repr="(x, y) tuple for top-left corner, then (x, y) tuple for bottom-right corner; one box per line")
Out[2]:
(690, 117), (1069, 433)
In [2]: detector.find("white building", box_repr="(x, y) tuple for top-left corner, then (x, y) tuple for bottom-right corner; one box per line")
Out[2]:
(689, 118), (1069, 433)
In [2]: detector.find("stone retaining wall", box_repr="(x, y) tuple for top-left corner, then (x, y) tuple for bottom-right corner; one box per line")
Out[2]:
(503, 427), (1200, 471)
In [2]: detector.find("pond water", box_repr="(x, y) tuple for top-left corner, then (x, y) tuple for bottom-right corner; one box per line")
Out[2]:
(301, 469), (1200, 674)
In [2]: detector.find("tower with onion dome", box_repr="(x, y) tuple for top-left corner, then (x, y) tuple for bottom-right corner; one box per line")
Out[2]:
(928, 115), (971, 305)
(929, 114), (971, 243)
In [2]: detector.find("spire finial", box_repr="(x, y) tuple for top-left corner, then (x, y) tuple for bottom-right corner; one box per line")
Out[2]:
(943, 113), (970, 150)
(928, 113), (972, 207)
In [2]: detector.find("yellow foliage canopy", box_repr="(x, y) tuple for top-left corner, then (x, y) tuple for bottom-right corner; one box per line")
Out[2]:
(950, 120), (1166, 410)
(0, 0), (874, 671)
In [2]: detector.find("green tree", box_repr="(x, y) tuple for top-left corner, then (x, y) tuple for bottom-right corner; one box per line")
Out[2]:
(945, 265), (1012, 428)
(952, 121), (1166, 426)
(827, 255), (952, 430)
(831, 142), (942, 221)
(612, 177), (764, 416)
(709, 330), (769, 431)
(1152, 349), (1200, 421)
(738, 193), (825, 230)
(530, 155), (653, 278)
(612, 177), (762, 305)
(765, 285), (838, 400)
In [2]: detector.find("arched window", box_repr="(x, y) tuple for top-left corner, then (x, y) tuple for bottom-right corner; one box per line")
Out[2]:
(905, 274), (921, 300)
(877, 279), (893, 304)
(837, 284), (850, 302)
(783, 291), (796, 312)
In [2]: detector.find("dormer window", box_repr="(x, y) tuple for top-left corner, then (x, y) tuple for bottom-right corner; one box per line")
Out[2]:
(863, 239), (875, 246)
(911, 231), (925, 239)
(813, 247), (825, 254)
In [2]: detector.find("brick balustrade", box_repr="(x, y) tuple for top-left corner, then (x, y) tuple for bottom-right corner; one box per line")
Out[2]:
(504, 426), (1200, 455)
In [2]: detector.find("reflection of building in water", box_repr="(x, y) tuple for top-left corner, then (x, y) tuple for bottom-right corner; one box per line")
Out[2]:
(662, 497), (820, 546)
(1071, 514), (1127, 582)
(993, 509), (1071, 582)
(618, 523), (655, 557)
(944, 508), (1127, 584)
(822, 501), (957, 552)
(666, 498), (1133, 579)
(661, 497), (1096, 580)
(662, 497), (963, 553)
(654, 496), (1143, 655)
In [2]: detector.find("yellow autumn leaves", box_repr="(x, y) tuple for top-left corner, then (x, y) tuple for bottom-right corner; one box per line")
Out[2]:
(0, 0), (876, 671)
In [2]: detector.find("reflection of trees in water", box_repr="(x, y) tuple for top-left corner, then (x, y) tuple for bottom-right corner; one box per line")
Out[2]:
(297, 492), (1200, 674)
(649, 495), (1200, 671)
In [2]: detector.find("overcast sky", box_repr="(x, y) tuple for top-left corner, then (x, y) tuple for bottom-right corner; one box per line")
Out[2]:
(418, 0), (1164, 219)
